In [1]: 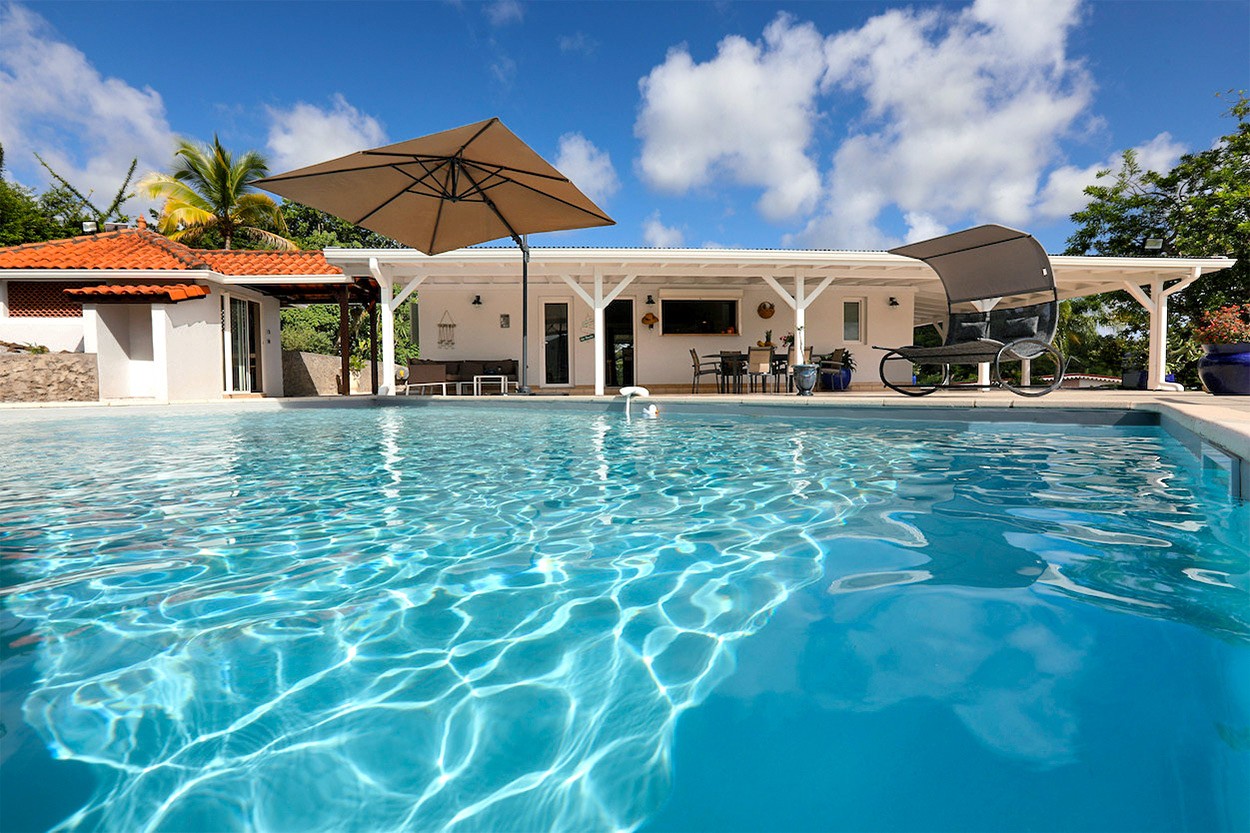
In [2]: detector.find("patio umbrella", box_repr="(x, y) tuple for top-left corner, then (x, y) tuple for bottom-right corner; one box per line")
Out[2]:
(256, 118), (614, 393)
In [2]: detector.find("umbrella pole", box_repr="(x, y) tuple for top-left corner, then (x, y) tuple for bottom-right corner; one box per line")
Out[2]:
(518, 235), (532, 395)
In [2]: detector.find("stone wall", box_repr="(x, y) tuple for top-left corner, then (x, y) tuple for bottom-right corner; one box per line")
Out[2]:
(283, 350), (346, 396)
(0, 353), (98, 402)
(282, 351), (397, 396)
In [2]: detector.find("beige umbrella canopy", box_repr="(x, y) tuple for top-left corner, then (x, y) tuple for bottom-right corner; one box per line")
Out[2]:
(256, 118), (615, 392)
(255, 118), (613, 255)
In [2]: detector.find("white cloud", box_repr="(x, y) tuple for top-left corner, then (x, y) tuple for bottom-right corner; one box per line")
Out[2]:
(265, 94), (386, 171)
(558, 32), (597, 57)
(790, 0), (1095, 246)
(0, 4), (175, 216)
(643, 211), (684, 247)
(793, 0), (1095, 248)
(635, 15), (827, 222)
(485, 0), (523, 27)
(553, 133), (619, 205)
(903, 212), (948, 243)
(1036, 132), (1185, 220)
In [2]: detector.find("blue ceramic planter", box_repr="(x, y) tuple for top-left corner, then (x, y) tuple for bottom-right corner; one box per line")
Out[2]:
(820, 368), (853, 391)
(1198, 343), (1250, 395)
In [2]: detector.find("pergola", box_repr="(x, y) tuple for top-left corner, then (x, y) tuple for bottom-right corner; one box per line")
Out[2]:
(323, 247), (1236, 396)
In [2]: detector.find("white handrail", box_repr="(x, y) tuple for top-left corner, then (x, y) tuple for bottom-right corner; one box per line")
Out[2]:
(620, 386), (657, 419)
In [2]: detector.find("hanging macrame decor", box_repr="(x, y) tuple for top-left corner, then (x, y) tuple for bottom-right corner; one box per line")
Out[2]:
(437, 310), (456, 347)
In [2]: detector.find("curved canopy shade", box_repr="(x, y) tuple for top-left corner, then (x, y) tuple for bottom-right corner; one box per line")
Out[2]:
(256, 118), (614, 254)
(889, 224), (1054, 305)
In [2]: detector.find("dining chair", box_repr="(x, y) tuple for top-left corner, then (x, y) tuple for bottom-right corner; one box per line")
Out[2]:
(689, 348), (721, 393)
(746, 346), (774, 393)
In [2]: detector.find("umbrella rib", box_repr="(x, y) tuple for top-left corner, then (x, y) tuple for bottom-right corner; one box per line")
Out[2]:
(486, 173), (615, 224)
(458, 165), (523, 243)
(456, 119), (499, 157)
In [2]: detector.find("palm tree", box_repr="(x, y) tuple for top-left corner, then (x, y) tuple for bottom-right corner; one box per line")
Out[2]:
(139, 136), (293, 249)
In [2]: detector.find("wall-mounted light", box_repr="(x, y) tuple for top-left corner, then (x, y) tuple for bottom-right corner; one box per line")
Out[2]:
(888, 297), (900, 307)
(641, 312), (659, 330)
(1144, 238), (1164, 252)
(81, 221), (98, 234)
(645, 294), (656, 306)
(471, 295), (483, 306)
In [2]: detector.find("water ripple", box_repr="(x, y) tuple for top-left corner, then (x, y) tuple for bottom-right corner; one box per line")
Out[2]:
(1, 407), (1246, 832)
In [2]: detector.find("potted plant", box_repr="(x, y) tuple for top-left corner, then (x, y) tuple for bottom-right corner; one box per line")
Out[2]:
(1193, 303), (1250, 395)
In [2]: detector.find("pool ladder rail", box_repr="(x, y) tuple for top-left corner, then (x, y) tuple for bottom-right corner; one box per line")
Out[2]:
(620, 386), (659, 419)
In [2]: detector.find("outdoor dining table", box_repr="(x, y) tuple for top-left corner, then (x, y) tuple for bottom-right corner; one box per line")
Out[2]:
(703, 350), (790, 393)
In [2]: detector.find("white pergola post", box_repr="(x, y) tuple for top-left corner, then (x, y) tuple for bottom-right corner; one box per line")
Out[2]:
(369, 258), (424, 395)
(560, 270), (636, 395)
(760, 270), (834, 360)
(1122, 267), (1201, 390)
(970, 298), (1001, 387)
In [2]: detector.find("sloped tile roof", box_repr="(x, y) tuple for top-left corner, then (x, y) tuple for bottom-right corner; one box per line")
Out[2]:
(201, 250), (341, 276)
(0, 224), (341, 276)
(0, 228), (210, 271)
(63, 283), (211, 303)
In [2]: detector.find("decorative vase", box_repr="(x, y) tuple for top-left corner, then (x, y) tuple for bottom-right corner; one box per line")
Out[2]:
(1197, 343), (1250, 395)
(793, 364), (818, 396)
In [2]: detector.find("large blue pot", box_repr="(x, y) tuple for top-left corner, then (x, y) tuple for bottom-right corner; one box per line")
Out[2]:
(820, 368), (853, 391)
(1198, 343), (1250, 395)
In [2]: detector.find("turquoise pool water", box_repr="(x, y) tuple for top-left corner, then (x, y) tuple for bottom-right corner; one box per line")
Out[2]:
(1, 405), (1247, 833)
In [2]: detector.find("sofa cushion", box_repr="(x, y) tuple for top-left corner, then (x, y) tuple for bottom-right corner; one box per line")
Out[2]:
(458, 361), (486, 379)
(407, 362), (446, 383)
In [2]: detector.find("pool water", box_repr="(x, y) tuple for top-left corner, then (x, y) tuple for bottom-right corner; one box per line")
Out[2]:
(1, 405), (1247, 833)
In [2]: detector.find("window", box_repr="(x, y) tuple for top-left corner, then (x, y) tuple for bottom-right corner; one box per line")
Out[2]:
(660, 299), (738, 335)
(842, 300), (864, 342)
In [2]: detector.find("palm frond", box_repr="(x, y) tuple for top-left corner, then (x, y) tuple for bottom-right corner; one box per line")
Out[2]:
(238, 226), (298, 250)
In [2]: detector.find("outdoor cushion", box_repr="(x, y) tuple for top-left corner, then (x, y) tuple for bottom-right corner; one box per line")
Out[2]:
(1003, 316), (1039, 339)
(952, 319), (989, 342)
(407, 363), (446, 383)
(459, 361), (486, 379)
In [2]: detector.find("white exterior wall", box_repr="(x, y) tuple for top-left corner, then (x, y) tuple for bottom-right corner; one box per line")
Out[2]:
(419, 287), (525, 366)
(163, 295), (223, 401)
(417, 282), (918, 389)
(0, 279), (86, 352)
(259, 295), (283, 397)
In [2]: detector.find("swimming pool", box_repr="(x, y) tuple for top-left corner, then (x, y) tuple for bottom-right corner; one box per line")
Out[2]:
(1, 404), (1247, 832)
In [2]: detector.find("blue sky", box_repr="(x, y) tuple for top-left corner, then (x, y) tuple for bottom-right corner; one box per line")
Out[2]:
(1, 0), (1246, 253)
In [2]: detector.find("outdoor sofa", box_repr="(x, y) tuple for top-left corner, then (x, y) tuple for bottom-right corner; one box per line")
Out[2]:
(405, 359), (518, 394)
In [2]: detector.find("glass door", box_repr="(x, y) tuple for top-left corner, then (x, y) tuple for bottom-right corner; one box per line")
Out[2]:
(604, 299), (634, 388)
(227, 297), (261, 393)
(543, 302), (570, 385)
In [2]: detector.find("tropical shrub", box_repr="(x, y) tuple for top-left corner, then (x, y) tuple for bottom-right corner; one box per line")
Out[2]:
(1193, 304), (1250, 344)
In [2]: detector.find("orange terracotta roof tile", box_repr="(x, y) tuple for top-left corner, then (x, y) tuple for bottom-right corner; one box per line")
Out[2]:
(63, 283), (211, 304)
(0, 228), (210, 271)
(200, 249), (341, 276)
(0, 227), (342, 276)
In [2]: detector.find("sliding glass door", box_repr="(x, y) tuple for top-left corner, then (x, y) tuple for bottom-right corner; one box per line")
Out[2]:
(225, 296), (262, 393)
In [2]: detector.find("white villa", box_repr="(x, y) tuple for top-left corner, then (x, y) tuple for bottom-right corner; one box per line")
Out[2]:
(326, 245), (1235, 396)
(0, 223), (1236, 401)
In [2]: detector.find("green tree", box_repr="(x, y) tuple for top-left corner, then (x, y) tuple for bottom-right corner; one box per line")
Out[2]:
(1064, 91), (1249, 384)
(281, 202), (400, 250)
(34, 152), (136, 228)
(139, 136), (293, 250)
(0, 144), (62, 245)
(279, 203), (415, 365)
